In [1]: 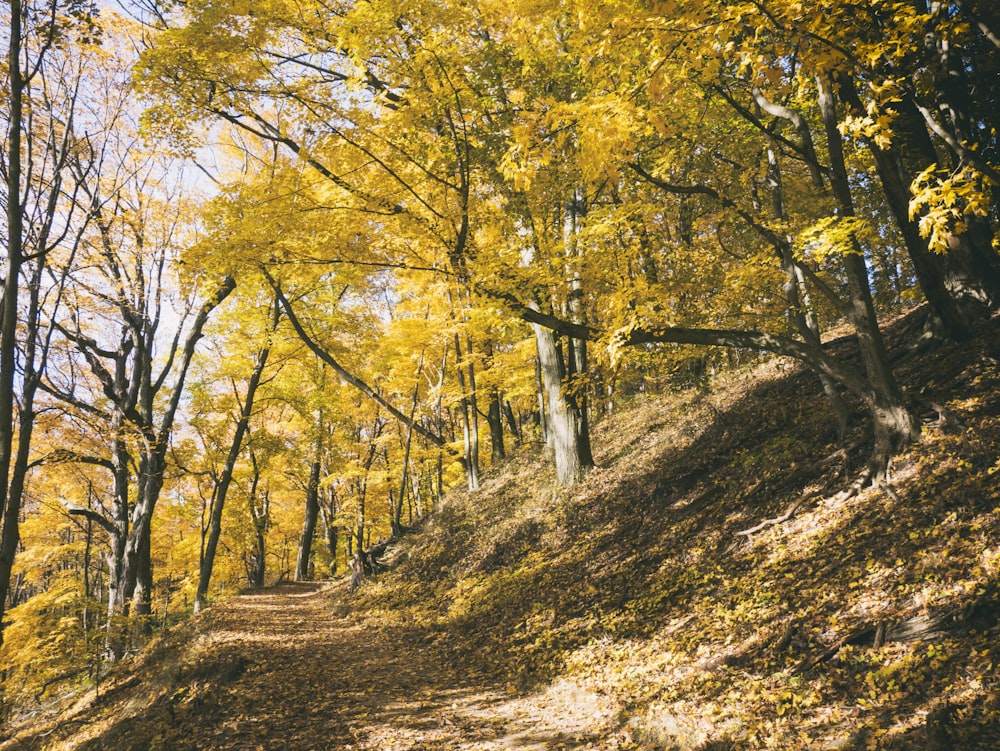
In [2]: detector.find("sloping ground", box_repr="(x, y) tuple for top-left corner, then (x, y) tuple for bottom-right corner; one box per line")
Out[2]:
(358, 310), (1000, 750)
(3, 309), (999, 750)
(0, 582), (616, 750)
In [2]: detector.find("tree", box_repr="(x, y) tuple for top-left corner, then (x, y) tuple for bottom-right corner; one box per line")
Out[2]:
(0, 0), (99, 643)
(44, 120), (236, 628)
(194, 293), (277, 611)
(471, 0), (926, 479)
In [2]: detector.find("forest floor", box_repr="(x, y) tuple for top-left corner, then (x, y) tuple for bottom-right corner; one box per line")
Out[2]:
(3, 307), (1000, 750)
(1, 581), (615, 750)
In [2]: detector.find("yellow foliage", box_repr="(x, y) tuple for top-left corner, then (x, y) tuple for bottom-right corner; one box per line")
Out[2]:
(909, 164), (995, 254)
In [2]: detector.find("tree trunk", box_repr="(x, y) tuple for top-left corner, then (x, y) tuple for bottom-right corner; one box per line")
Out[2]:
(118, 277), (236, 630)
(393, 356), (423, 536)
(502, 400), (522, 444)
(563, 188), (595, 470)
(0, 0), (25, 646)
(766, 144), (851, 438)
(486, 390), (506, 463)
(532, 321), (593, 486)
(246, 463), (268, 589)
(452, 332), (480, 490)
(830, 74), (992, 338)
(320, 500), (339, 575)
(131, 523), (153, 632)
(819, 79), (920, 475)
(295, 427), (323, 582)
(535, 353), (548, 445)
(195, 335), (271, 612)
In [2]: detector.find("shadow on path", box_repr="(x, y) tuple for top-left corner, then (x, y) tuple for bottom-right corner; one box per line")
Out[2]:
(5, 582), (615, 751)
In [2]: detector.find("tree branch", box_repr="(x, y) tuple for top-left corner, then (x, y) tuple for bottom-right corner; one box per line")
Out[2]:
(262, 269), (447, 448)
(66, 506), (118, 537)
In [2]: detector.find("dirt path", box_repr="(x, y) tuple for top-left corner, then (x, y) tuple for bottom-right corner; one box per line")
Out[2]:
(10, 583), (617, 751)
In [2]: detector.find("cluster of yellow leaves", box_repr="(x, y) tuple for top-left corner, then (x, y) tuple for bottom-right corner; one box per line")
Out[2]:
(910, 163), (997, 254)
(796, 216), (867, 263)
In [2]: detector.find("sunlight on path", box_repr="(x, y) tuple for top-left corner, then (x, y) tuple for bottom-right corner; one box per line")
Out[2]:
(176, 582), (615, 750)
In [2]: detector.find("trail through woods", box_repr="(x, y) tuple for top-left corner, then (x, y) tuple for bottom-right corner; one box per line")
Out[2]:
(8, 583), (617, 751)
(5, 312), (1000, 751)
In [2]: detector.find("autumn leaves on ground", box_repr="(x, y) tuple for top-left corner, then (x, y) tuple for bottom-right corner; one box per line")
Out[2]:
(4, 311), (1000, 751)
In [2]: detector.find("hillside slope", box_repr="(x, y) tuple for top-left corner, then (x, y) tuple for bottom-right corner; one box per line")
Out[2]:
(3, 310), (999, 750)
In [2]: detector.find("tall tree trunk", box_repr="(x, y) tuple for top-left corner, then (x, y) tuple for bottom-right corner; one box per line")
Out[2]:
(486, 390), (506, 463)
(0, 0), (25, 645)
(131, 523), (153, 631)
(320, 495), (339, 576)
(120, 277), (236, 626)
(393, 354), (423, 536)
(563, 187), (595, 470)
(195, 333), (271, 612)
(502, 400), (522, 444)
(830, 75), (988, 339)
(295, 425), (323, 582)
(452, 332), (480, 490)
(766, 144), (851, 438)
(106, 416), (132, 620)
(819, 80), (920, 475)
(535, 353), (548, 445)
(532, 321), (593, 486)
(246, 459), (268, 589)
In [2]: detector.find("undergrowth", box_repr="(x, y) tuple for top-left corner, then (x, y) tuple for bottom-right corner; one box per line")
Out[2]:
(359, 311), (1000, 750)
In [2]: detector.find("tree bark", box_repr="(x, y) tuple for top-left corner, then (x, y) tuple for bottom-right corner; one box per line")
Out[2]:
(295, 425), (323, 581)
(452, 332), (480, 490)
(0, 3), (71, 642)
(394, 360), (422, 536)
(0, 0), (25, 646)
(320, 490), (339, 576)
(817, 78), (921, 474)
(240, 454), (268, 588)
(532, 321), (593, 486)
(830, 74), (994, 338)
(486, 390), (506, 463)
(195, 330), (271, 612)
(120, 276), (236, 622)
(765, 144), (850, 438)
(502, 400), (522, 444)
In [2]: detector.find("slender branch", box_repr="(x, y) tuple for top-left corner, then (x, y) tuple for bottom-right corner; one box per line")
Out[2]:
(262, 269), (447, 447)
(620, 324), (870, 397)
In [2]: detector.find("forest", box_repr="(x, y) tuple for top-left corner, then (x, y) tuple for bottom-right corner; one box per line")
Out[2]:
(1, 0), (999, 746)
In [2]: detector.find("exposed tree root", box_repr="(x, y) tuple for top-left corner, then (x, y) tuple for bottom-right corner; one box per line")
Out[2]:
(841, 466), (874, 501)
(795, 613), (951, 674)
(736, 497), (810, 538)
(34, 668), (88, 703)
(916, 398), (965, 433)
(349, 538), (397, 593)
(733, 441), (871, 541)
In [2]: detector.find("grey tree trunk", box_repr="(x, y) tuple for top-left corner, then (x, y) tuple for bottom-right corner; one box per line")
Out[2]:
(117, 277), (236, 622)
(818, 81), (920, 475)
(830, 75), (995, 339)
(320, 499), (339, 576)
(486, 390), (506, 463)
(766, 144), (850, 438)
(0, 4), (76, 640)
(532, 322), (593, 486)
(452, 332), (480, 490)
(246, 457), (269, 588)
(0, 4), (25, 641)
